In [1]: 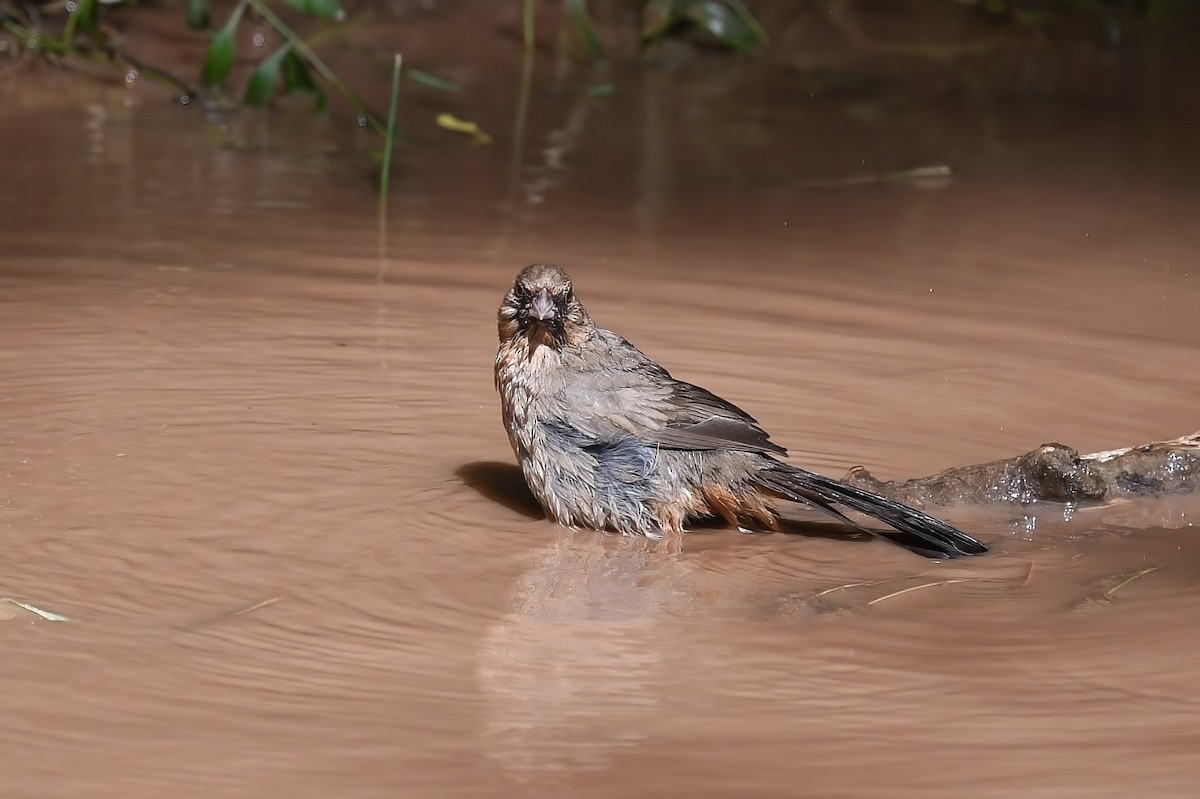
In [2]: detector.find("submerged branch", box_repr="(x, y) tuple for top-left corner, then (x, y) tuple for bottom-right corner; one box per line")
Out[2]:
(845, 432), (1200, 507)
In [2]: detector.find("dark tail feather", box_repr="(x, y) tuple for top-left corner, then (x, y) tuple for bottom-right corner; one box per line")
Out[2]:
(756, 464), (988, 559)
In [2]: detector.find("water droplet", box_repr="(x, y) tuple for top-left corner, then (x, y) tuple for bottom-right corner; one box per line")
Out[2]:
(65, 0), (78, 12)
(125, 69), (139, 84)
(357, 116), (368, 128)
(179, 94), (192, 106)
(253, 31), (266, 48)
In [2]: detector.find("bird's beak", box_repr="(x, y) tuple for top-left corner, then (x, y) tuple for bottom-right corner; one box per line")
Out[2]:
(529, 288), (556, 322)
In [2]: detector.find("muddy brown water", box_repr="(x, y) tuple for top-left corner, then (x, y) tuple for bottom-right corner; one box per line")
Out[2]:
(3, 59), (1200, 798)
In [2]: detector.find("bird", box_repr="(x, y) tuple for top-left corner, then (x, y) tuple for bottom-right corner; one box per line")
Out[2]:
(494, 263), (988, 559)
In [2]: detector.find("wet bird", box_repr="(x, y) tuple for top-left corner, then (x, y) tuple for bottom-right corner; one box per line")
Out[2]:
(494, 264), (988, 559)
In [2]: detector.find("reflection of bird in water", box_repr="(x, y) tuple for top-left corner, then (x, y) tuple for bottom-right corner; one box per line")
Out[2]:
(475, 532), (693, 776)
(495, 263), (988, 559)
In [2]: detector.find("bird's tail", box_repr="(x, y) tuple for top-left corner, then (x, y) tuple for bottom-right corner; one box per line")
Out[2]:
(755, 463), (988, 559)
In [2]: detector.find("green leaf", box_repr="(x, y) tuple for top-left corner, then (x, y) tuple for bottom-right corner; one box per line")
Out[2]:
(282, 0), (343, 19)
(186, 0), (211, 29)
(684, 1), (759, 53)
(243, 45), (290, 107)
(407, 69), (462, 93)
(242, 45), (328, 112)
(565, 0), (608, 64)
(282, 50), (316, 92)
(202, 28), (236, 87)
(202, 2), (246, 88)
(282, 51), (327, 114)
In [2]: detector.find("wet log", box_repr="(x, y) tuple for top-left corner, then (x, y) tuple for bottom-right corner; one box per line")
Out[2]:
(844, 432), (1200, 507)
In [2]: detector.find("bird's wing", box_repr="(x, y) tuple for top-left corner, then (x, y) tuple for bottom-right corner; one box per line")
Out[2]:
(562, 332), (786, 455)
(651, 379), (786, 454)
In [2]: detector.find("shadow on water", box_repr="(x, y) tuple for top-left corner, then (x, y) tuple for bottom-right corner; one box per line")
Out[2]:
(457, 460), (881, 546)
(456, 461), (544, 520)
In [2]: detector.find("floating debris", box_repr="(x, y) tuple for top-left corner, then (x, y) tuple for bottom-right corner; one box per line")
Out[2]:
(866, 578), (976, 606)
(231, 596), (283, 617)
(814, 577), (913, 598)
(436, 113), (492, 145)
(1103, 566), (1165, 600)
(0, 598), (70, 622)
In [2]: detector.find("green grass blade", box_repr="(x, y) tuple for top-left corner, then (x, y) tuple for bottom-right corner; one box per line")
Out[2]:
(380, 53), (403, 207)
(510, 0), (534, 200)
(407, 69), (462, 93)
(566, 0), (608, 64)
(243, 45), (291, 107)
(202, 0), (247, 88)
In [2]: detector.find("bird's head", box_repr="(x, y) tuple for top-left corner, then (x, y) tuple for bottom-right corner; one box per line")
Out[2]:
(498, 263), (592, 350)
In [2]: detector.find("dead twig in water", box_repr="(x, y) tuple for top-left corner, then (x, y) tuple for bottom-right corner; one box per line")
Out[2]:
(814, 576), (916, 598)
(181, 595), (284, 630)
(1103, 566), (1164, 601)
(867, 579), (980, 606)
(231, 596), (283, 617)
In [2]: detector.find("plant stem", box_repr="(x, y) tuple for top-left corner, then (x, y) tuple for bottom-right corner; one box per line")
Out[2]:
(380, 52), (402, 211)
(523, 0), (534, 49)
(510, 0), (535, 196)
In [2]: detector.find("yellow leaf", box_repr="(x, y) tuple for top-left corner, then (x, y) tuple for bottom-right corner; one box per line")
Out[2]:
(436, 113), (492, 145)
